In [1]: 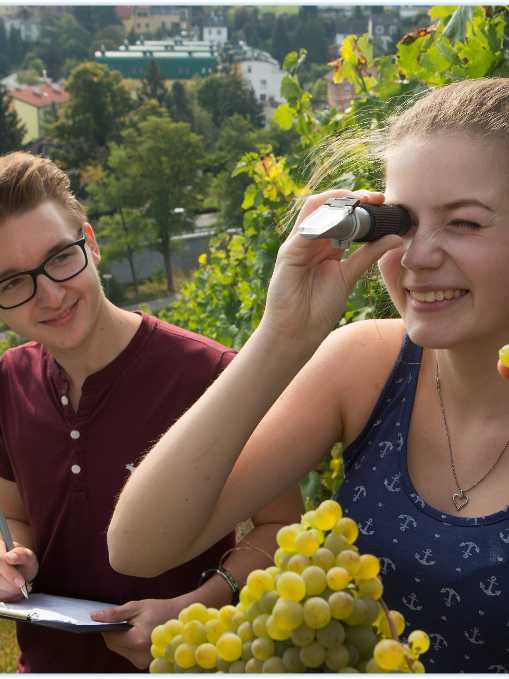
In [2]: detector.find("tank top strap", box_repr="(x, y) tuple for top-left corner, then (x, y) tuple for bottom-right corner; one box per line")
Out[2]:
(343, 334), (423, 472)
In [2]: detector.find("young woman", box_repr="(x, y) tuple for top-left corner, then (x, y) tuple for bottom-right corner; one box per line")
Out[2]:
(109, 78), (509, 672)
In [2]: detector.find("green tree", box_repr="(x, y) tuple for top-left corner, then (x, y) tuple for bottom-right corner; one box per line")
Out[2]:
(0, 20), (9, 76)
(294, 6), (329, 64)
(112, 106), (203, 292)
(50, 62), (133, 172)
(0, 85), (26, 153)
(35, 14), (91, 79)
(271, 14), (291, 66)
(139, 59), (167, 106)
(197, 73), (264, 129)
(167, 81), (193, 125)
(71, 6), (120, 35)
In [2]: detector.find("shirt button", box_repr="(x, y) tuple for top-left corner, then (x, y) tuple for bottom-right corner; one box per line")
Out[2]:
(71, 464), (81, 474)
(70, 430), (80, 440)
(61, 395), (69, 406)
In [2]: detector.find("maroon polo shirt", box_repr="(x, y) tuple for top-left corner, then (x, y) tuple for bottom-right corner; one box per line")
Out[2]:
(0, 313), (236, 673)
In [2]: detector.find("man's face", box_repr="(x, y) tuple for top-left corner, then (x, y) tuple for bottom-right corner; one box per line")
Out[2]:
(0, 201), (103, 354)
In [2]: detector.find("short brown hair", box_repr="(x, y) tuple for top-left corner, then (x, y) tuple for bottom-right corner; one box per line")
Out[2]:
(0, 152), (87, 227)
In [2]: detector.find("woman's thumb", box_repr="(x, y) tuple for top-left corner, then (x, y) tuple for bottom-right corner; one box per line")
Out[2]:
(341, 235), (402, 290)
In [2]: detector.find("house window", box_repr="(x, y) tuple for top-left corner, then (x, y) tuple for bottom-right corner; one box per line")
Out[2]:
(260, 79), (267, 89)
(260, 93), (266, 102)
(247, 66), (252, 73)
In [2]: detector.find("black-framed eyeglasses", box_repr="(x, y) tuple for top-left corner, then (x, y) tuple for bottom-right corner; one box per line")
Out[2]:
(0, 234), (89, 310)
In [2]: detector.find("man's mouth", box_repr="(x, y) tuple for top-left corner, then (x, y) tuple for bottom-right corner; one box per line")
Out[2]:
(40, 300), (79, 325)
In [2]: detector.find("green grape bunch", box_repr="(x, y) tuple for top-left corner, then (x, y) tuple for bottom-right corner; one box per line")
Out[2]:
(149, 499), (430, 673)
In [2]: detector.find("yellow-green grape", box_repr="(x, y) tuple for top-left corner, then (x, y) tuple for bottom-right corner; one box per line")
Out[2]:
(195, 643), (218, 670)
(357, 553), (380, 580)
(374, 639), (406, 671)
(301, 565), (327, 596)
(174, 643), (196, 670)
(359, 597), (380, 624)
(336, 549), (361, 575)
(328, 591), (355, 620)
(366, 658), (386, 673)
(217, 658), (232, 672)
(411, 660), (426, 673)
(265, 566), (280, 579)
(272, 599), (304, 632)
(252, 613), (270, 638)
(274, 548), (291, 569)
(183, 620), (207, 646)
(291, 624), (315, 648)
(311, 547), (335, 571)
(325, 644), (350, 671)
(207, 608), (219, 620)
(163, 619), (183, 641)
(324, 532), (350, 555)
(345, 624), (377, 660)
(239, 586), (256, 609)
(150, 643), (166, 659)
(228, 660), (246, 673)
(266, 614), (292, 641)
(408, 630), (430, 656)
(206, 619), (226, 644)
(262, 656), (287, 673)
(326, 565), (350, 591)
(276, 524), (301, 552)
(333, 517), (359, 544)
(344, 598), (368, 626)
(150, 624), (168, 648)
(178, 607), (189, 624)
(276, 571), (306, 601)
(231, 610), (246, 630)
(287, 553), (310, 574)
(282, 646), (306, 672)
(357, 576), (383, 600)
(251, 637), (275, 662)
(242, 640), (253, 661)
(186, 602), (209, 623)
(295, 529), (322, 557)
(316, 620), (346, 649)
(149, 657), (173, 673)
(303, 597), (331, 629)
(245, 658), (264, 673)
(167, 634), (184, 660)
(299, 641), (326, 669)
(314, 499), (343, 530)
(236, 621), (253, 643)
(378, 609), (406, 638)
(338, 667), (360, 673)
(301, 510), (318, 528)
(246, 600), (263, 622)
(216, 632), (242, 662)
(246, 569), (275, 598)
(500, 345), (509, 368)
(219, 605), (237, 629)
(344, 642), (360, 667)
(259, 590), (278, 614)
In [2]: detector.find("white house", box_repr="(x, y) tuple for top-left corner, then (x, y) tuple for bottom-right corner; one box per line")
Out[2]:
(203, 25), (228, 46)
(234, 46), (284, 108)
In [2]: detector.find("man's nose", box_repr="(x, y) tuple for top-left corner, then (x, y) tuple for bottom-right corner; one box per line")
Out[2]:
(34, 273), (66, 306)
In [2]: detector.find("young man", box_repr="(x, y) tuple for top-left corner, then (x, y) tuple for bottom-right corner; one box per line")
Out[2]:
(0, 152), (302, 672)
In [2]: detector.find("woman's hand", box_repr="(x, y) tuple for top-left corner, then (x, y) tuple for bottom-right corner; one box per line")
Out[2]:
(260, 189), (402, 349)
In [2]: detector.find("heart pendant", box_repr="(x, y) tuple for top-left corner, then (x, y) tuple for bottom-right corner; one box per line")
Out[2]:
(452, 490), (469, 511)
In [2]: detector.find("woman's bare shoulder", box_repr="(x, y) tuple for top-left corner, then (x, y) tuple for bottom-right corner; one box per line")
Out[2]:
(317, 319), (407, 444)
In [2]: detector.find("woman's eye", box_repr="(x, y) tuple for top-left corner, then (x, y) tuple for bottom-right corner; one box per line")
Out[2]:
(449, 220), (481, 230)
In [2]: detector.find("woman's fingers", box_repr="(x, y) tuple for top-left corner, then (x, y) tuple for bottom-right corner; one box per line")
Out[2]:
(341, 234), (403, 293)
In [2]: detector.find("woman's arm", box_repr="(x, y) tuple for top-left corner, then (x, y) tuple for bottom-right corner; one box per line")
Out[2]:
(108, 190), (402, 575)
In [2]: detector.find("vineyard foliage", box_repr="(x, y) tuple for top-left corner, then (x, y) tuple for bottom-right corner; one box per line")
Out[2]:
(166, 6), (509, 505)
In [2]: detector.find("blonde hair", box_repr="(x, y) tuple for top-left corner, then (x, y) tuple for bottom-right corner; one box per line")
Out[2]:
(0, 152), (86, 227)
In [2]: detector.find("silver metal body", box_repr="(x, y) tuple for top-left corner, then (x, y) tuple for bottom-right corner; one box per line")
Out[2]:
(298, 203), (372, 249)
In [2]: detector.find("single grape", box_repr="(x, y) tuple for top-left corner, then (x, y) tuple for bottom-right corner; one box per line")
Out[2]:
(162, 619), (183, 642)
(150, 643), (165, 659)
(344, 624), (377, 660)
(149, 657), (173, 673)
(295, 529), (321, 557)
(336, 549), (361, 575)
(231, 609), (246, 630)
(150, 624), (168, 648)
(325, 644), (350, 671)
(374, 639), (406, 671)
(499, 344), (509, 368)
(237, 621), (254, 642)
(186, 602), (209, 623)
(357, 554), (380, 580)
(274, 548), (291, 569)
(245, 658), (264, 673)
(259, 590), (278, 614)
(174, 643), (196, 670)
(328, 591), (355, 620)
(276, 571), (306, 601)
(239, 587), (256, 609)
(299, 641), (326, 668)
(359, 596), (380, 624)
(316, 619), (346, 649)
(333, 517), (359, 544)
(219, 605), (238, 629)
(246, 569), (275, 598)
(357, 576), (383, 600)
(408, 630), (431, 656)
(303, 597), (331, 629)
(228, 660), (246, 673)
(366, 658), (386, 673)
(272, 599), (304, 632)
(262, 656), (287, 673)
(282, 646), (306, 672)
(344, 642), (360, 667)
(291, 624), (315, 648)
(326, 565), (350, 591)
(324, 532), (350, 555)
(411, 660), (426, 673)
(207, 608), (219, 620)
(242, 640), (253, 661)
(245, 600), (263, 622)
(314, 499), (343, 530)
(206, 619), (226, 644)
(301, 510), (318, 528)
(344, 598), (368, 626)
(311, 547), (335, 571)
(216, 632), (242, 662)
(287, 553), (310, 574)
(378, 609), (406, 637)
(302, 565), (327, 596)
(251, 636), (275, 662)
(276, 524), (301, 552)
(195, 643), (218, 670)
(183, 620), (207, 646)
(252, 613), (270, 638)
(266, 614), (292, 641)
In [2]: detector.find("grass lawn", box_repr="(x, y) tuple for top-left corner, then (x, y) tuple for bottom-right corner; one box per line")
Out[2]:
(0, 619), (18, 672)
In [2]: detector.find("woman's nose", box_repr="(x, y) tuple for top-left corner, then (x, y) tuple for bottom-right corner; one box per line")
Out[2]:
(400, 225), (444, 271)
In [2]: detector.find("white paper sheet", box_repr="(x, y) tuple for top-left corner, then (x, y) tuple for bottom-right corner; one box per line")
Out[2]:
(0, 592), (123, 626)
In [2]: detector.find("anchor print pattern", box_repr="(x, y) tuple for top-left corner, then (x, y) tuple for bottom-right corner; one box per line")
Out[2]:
(336, 338), (509, 672)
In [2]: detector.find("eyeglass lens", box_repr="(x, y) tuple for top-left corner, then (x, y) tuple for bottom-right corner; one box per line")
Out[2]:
(0, 242), (87, 309)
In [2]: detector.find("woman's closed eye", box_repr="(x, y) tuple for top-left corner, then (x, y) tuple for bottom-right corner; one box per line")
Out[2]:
(449, 219), (481, 229)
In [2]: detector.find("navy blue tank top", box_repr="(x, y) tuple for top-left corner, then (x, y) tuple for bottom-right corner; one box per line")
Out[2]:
(335, 335), (509, 673)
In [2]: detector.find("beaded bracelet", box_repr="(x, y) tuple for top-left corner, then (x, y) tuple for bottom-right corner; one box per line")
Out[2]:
(198, 566), (241, 605)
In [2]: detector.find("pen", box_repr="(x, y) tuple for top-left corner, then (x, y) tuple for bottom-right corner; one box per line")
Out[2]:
(0, 509), (29, 599)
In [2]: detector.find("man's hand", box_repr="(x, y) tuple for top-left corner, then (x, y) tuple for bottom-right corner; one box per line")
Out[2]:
(0, 541), (38, 602)
(91, 594), (195, 669)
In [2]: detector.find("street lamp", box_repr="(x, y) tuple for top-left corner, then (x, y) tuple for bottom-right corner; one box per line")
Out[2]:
(102, 273), (113, 299)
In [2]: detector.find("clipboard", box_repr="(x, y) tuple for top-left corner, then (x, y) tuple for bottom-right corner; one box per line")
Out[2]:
(0, 593), (131, 633)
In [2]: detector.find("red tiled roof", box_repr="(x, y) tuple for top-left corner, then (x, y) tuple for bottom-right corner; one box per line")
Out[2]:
(8, 83), (69, 108)
(116, 6), (133, 19)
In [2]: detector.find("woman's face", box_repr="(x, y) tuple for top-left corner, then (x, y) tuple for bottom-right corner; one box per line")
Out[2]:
(379, 132), (509, 350)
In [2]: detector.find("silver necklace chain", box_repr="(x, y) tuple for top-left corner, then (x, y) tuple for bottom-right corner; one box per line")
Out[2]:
(435, 358), (509, 511)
